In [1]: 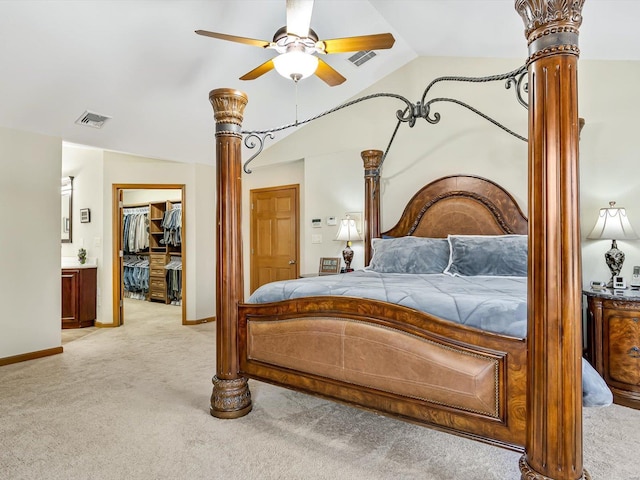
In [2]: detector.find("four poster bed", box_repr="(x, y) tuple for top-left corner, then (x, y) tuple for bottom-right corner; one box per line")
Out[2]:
(244, 173), (531, 449)
(208, 2), (599, 479)
(240, 172), (610, 451)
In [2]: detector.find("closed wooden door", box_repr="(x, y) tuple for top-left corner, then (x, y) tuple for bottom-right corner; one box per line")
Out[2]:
(250, 185), (299, 293)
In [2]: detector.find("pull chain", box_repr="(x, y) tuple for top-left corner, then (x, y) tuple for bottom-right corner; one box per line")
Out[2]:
(295, 79), (299, 126)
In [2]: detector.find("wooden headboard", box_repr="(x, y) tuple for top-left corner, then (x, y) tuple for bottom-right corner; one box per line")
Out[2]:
(382, 175), (528, 238)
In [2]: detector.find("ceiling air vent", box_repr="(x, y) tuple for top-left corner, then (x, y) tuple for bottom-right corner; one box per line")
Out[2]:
(75, 110), (111, 129)
(347, 50), (377, 67)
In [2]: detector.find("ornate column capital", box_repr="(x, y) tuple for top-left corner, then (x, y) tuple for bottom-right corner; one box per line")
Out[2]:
(361, 149), (383, 176)
(515, 0), (585, 62)
(209, 88), (248, 136)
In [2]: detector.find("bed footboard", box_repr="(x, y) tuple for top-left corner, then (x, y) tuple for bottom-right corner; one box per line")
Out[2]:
(238, 297), (526, 451)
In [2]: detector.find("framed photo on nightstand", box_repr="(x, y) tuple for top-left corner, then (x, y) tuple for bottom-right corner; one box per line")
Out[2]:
(318, 257), (341, 275)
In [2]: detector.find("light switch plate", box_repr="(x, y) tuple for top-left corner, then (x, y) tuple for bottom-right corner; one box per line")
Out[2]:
(311, 234), (322, 244)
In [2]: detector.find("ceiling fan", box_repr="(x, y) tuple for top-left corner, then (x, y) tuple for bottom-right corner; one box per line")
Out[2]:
(196, 0), (395, 86)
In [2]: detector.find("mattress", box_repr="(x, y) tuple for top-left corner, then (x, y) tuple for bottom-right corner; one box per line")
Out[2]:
(248, 270), (528, 338)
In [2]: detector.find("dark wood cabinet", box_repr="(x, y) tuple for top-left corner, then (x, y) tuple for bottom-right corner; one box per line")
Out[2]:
(61, 267), (97, 328)
(585, 289), (640, 410)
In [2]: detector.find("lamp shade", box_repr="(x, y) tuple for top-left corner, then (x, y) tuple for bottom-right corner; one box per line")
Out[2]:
(273, 51), (318, 81)
(587, 202), (638, 240)
(335, 217), (363, 242)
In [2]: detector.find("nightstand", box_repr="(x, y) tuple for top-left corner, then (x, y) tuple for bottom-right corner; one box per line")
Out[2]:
(584, 288), (640, 409)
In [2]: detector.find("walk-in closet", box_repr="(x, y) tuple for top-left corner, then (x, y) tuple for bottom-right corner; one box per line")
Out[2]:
(119, 187), (184, 324)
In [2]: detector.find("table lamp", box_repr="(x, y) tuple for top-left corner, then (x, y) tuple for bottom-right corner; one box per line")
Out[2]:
(587, 201), (638, 287)
(335, 215), (363, 272)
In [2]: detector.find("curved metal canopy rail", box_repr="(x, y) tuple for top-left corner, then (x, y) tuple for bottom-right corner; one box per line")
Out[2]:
(241, 64), (528, 174)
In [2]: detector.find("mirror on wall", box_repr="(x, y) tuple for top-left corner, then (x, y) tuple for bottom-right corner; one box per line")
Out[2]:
(61, 176), (73, 243)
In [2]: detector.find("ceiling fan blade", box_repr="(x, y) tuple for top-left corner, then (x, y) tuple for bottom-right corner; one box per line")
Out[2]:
(318, 33), (395, 54)
(239, 59), (275, 81)
(286, 0), (314, 38)
(315, 58), (346, 87)
(195, 30), (271, 48)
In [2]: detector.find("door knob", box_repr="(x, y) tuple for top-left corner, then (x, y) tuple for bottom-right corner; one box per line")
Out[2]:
(288, 260), (296, 265)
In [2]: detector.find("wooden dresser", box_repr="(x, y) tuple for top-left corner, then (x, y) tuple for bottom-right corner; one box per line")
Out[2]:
(149, 253), (169, 303)
(61, 267), (97, 329)
(584, 288), (640, 409)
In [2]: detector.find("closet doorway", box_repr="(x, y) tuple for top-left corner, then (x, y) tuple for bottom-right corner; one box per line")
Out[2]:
(112, 184), (186, 326)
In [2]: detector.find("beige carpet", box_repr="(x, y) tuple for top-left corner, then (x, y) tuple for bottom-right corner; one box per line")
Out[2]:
(1, 298), (638, 480)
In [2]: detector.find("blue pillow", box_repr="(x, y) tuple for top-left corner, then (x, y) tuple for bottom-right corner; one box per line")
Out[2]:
(444, 235), (528, 277)
(368, 236), (450, 274)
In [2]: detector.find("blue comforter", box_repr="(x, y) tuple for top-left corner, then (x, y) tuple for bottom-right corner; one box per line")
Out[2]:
(248, 270), (613, 407)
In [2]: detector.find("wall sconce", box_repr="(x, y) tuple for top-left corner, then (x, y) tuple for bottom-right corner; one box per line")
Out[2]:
(335, 215), (363, 272)
(587, 201), (638, 287)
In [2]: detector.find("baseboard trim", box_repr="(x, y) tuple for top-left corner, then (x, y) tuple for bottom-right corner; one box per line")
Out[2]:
(185, 316), (215, 325)
(183, 317), (216, 325)
(0, 346), (64, 367)
(96, 317), (215, 327)
(95, 321), (117, 328)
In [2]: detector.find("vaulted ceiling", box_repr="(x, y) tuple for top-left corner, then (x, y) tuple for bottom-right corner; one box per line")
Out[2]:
(0, 1), (636, 165)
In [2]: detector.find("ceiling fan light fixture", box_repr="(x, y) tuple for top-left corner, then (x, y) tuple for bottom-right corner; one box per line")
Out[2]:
(273, 51), (318, 81)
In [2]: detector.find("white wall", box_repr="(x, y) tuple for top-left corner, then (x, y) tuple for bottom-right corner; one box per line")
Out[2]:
(579, 60), (640, 285)
(61, 144), (104, 259)
(123, 189), (182, 204)
(303, 152), (365, 273)
(0, 127), (62, 359)
(193, 163), (216, 319)
(249, 56), (640, 287)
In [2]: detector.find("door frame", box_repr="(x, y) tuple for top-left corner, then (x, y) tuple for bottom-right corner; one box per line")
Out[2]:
(250, 184), (300, 293)
(112, 183), (187, 326)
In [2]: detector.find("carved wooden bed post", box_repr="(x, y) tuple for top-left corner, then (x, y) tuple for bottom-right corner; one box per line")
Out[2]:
(362, 149), (383, 265)
(209, 88), (252, 418)
(515, 1), (586, 479)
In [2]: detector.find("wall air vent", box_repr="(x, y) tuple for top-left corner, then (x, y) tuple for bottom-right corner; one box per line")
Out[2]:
(347, 50), (377, 67)
(74, 110), (111, 129)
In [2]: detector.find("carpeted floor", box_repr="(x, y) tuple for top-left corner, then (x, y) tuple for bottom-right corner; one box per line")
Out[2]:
(1, 298), (638, 480)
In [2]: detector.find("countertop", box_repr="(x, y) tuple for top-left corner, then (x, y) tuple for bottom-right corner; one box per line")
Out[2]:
(61, 257), (98, 269)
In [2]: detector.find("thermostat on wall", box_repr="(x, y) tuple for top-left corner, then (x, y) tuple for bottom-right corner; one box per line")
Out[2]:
(327, 216), (337, 226)
(312, 218), (322, 228)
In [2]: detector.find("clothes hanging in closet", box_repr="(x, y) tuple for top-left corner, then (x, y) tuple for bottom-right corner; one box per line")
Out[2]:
(123, 255), (149, 300)
(123, 207), (149, 254)
(164, 256), (182, 305)
(161, 204), (181, 248)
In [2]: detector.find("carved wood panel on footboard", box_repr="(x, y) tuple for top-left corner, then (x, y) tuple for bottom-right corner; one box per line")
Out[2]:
(238, 296), (527, 451)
